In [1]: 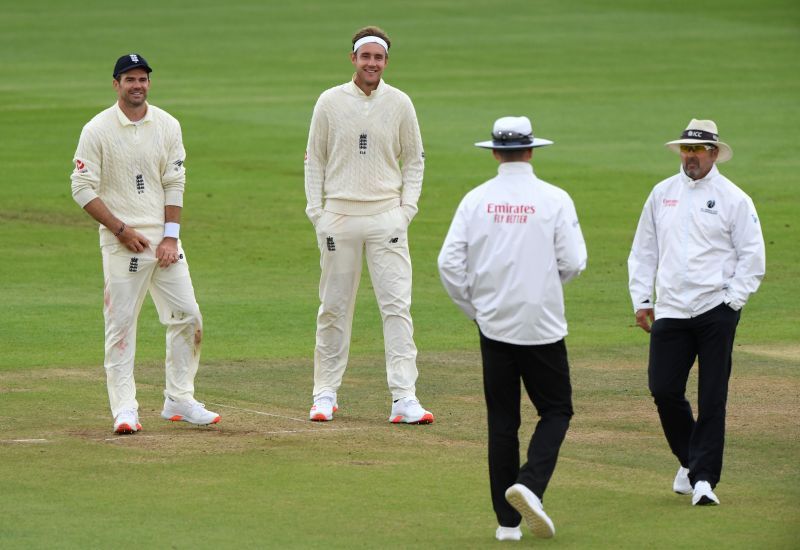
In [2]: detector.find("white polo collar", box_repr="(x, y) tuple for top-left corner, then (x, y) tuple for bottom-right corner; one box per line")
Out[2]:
(114, 102), (152, 126)
(348, 77), (384, 97)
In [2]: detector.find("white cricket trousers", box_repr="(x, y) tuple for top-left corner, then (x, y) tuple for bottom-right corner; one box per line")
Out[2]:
(101, 242), (202, 418)
(313, 207), (418, 400)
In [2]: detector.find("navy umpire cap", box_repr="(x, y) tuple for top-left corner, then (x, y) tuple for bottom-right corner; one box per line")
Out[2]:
(113, 53), (152, 79)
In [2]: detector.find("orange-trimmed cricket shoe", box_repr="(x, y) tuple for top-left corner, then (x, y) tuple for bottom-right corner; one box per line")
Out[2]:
(309, 392), (338, 421)
(161, 395), (220, 426)
(113, 409), (142, 434)
(389, 397), (434, 424)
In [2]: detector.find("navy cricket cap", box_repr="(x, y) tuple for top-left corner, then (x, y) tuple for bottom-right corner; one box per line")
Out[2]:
(113, 53), (152, 79)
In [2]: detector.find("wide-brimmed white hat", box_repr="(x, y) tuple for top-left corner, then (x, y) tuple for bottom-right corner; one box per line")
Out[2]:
(475, 116), (553, 150)
(666, 119), (732, 163)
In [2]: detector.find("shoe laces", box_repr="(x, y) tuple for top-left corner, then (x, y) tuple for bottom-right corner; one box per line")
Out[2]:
(316, 395), (334, 407)
(396, 397), (423, 412)
(118, 408), (138, 419)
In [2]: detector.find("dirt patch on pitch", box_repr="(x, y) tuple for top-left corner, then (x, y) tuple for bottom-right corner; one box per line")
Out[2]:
(0, 387), (36, 394)
(563, 354), (798, 444)
(8, 352), (797, 457)
(419, 350), (482, 367)
(63, 403), (380, 457)
(728, 373), (799, 438)
(566, 428), (662, 445)
(737, 344), (800, 363)
(1, 367), (98, 384)
(0, 209), (90, 228)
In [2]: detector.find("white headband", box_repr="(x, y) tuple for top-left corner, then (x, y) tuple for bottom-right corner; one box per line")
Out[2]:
(353, 36), (388, 53)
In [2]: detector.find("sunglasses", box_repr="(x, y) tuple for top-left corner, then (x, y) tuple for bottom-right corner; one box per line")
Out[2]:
(679, 144), (717, 153)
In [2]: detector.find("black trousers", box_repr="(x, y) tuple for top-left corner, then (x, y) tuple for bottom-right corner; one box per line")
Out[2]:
(479, 332), (573, 527)
(648, 302), (740, 488)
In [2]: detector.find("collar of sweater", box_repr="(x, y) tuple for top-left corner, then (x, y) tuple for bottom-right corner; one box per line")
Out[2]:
(346, 77), (386, 98)
(114, 102), (153, 126)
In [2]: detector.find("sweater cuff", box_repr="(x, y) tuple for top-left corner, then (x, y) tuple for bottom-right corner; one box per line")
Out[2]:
(74, 188), (98, 208)
(401, 203), (418, 223)
(164, 191), (184, 207)
(306, 206), (323, 226)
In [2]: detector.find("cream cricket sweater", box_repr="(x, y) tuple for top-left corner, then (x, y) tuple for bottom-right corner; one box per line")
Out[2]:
(71, 102), (186, 247)
(304, 79), (425, 221)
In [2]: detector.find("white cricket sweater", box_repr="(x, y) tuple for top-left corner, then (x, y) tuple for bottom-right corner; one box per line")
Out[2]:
(71, 102), (186, 247)
(304, 78), (425, 220)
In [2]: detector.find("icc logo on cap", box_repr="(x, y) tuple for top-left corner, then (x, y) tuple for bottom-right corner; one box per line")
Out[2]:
(707, 200), (715, 209)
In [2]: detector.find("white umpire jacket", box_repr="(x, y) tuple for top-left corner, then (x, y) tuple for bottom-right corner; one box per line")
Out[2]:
(438, 162), (587, 345)
(628, 164), (765, 319)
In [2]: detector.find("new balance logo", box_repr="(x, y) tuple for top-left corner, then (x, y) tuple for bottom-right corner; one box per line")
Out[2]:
(388, 237), (399, 244)
(359, 133), (368, 155)
(129, 258), (139, 272)
(326, 236), (336, 251)
(136, 174), (144, 194)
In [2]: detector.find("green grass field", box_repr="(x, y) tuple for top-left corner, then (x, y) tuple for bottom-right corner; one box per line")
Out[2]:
(1, 0), (798, 548)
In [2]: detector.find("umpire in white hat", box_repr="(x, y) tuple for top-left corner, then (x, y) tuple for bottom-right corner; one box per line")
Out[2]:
(438, 116), (587, 541)
(628, 119), (766, 506)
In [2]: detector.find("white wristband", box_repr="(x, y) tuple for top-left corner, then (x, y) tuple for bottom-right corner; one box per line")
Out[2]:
(164, 222), (180, 239)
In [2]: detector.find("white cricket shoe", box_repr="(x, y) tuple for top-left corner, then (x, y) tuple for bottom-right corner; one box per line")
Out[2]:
(673, 466), (692, 495)
(113, 408), (141, 434)
(389, 397), (434, 424)
(161, 395), (220, 426)
(692, 480), (720, 506)
(309, 392), (338, 422)
(495, 524), (522, 541)
(505, 484), (555, 539)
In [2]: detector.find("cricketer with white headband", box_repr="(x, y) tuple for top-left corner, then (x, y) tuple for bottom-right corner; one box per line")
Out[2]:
(304, 27), (432, 425)
(349, 32), (390, 97)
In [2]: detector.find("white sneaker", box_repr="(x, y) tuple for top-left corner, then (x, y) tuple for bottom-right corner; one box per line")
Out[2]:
(161, 395), (221, 425)
(495, 524), (522, 541)
(692, 480), (720, 506)
(673, 466), (692, 495)
(389, 397), (434, 424)
(113, 408), (141, 434)
(309, 392), (338, 422)
(505, 484), (555, 539)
